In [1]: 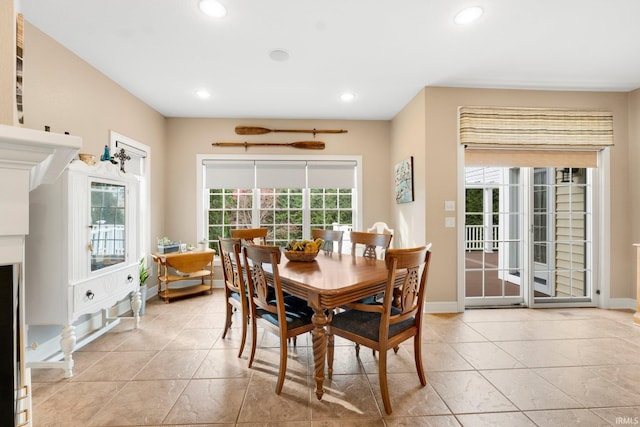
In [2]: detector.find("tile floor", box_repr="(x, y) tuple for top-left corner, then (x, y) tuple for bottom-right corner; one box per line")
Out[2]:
(30, 290), (640, 426)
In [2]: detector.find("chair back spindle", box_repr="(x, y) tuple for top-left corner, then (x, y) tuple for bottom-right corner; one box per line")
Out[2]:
(350, 230), (392, 259)
(311, 228), (344, 255)
(230, 227), (268, 245)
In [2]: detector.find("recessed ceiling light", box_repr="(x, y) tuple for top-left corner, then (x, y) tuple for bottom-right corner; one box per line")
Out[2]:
(199, 0), (227, 18)
(195, 89), (211, 99)
(454, 6), (483, 25)
(269, 49), (290, 62)
(340, 91), (356, 102)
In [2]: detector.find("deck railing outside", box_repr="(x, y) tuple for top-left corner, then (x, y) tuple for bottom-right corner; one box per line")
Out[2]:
(465, 224), (499, 251)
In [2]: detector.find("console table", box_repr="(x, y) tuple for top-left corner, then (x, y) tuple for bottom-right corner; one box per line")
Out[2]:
(152, 249), (215, 303)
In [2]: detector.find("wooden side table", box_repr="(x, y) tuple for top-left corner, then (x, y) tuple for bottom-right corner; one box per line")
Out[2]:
(152, 249), (215, 303)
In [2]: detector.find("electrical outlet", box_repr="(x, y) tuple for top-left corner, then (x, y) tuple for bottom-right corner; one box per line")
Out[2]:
(445, 217), (455, 228)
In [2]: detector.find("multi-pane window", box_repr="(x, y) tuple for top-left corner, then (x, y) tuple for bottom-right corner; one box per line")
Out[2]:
(310, 188), (353, 229)
(206, 188), (253, 242)
(201, 157), (360, 249)
(259, 188), (304, 247)
(206, 187), (354, 248)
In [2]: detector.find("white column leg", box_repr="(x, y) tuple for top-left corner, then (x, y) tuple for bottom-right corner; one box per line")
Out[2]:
(60, 325), (76, 378)
(131, 286), (142, 329)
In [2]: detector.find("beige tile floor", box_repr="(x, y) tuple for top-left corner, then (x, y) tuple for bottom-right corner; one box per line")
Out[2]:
(30, 290), (640, 426)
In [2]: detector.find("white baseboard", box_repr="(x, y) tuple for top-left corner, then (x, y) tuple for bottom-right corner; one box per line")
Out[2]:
(607, 297), (637, 310)
(424, 301), (460, 313)
(423, 299), (637, 313)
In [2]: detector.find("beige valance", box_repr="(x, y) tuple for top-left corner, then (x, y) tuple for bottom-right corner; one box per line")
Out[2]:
(459, 106), (614, 149)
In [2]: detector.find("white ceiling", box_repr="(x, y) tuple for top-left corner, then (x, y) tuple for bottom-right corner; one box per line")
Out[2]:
(21, 0), (640, 120)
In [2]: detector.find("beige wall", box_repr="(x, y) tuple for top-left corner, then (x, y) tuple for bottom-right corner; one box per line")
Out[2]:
(390, 88), (427, 250)
(416, 86), (631, 303)
(22, 22), (167, 255)
(164, 118), (391, 245)
(629, 89), (640, 300)
(629, 88), (640, 243)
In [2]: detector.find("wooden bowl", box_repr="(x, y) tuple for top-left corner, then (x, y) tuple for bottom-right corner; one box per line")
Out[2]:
(78, 153), (96, 165)
(284, 250), (319, 262)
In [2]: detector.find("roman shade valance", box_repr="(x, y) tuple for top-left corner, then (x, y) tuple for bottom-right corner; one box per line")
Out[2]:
(459, 106), (614, 149)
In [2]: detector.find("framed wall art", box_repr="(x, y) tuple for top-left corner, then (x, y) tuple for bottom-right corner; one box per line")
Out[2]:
(394, 156), (414, 204)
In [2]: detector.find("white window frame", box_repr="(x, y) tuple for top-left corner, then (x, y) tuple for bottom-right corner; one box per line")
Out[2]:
(457, 144), (609, 311)
(196, 153), (363, 248)
(109, 131), (151, 262)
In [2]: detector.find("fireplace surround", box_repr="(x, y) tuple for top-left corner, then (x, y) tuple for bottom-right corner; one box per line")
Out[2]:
(0, 124), (80, 426)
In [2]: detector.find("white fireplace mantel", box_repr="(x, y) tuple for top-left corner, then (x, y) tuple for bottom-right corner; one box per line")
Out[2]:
(0, 124), (80, 426)
(0, 124), (81, 237)
(0, 124), (81, 189)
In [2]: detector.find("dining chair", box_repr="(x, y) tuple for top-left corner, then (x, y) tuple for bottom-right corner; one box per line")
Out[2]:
(218, 237), (250, 358)
(327, 244), (432, 415)
(311, 228), (344, 255)
(230, 227), (268, 245)
(242, 244), (315, 394)
(367, 222), (394, 248)
(350, 230), (392, 259)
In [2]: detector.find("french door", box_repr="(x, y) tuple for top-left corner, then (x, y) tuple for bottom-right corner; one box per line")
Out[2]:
(463, 166), (596, 308)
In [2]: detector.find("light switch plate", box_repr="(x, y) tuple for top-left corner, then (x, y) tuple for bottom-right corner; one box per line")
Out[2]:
(445, 200), (455, 211)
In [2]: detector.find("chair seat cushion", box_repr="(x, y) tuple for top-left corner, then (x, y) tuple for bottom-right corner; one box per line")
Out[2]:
(230, 290), (242, 302)
(356, 295), (379, 305)
(279, 295), (314, 316)
(258, 295), (314, 329)
(331, 306), (415, 342)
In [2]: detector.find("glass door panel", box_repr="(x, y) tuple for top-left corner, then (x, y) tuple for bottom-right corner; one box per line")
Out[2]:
(90, 181), (126, 271)
(535, 167), (592, 303)
(465, 167), (524, 306)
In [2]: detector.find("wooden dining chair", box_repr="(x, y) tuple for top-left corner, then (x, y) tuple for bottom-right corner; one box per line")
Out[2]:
(230, 227), (268, 245)
(242, 244), (315, 394)
(218, 237), (250, 358)
(311, 228), (344, 255)
(367, 222), (394, 248)
(350, 230), (392, 259)
(327, 244), (432, 415)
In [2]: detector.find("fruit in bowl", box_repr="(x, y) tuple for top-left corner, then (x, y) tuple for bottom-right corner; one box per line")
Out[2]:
(284, 238), (324, 261)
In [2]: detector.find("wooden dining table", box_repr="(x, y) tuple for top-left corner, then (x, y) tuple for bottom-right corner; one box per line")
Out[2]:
(275, 252), (390, 400)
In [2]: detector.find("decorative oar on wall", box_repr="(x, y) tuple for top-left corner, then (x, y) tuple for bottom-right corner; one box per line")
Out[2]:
(235, 126), (347, 136)
(212, 141), (325, 150)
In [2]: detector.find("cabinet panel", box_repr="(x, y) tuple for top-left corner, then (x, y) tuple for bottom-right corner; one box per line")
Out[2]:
(72, 264), (137, 316)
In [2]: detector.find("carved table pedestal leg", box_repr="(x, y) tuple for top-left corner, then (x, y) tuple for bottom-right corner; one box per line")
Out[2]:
(311, 307), (328, 400)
